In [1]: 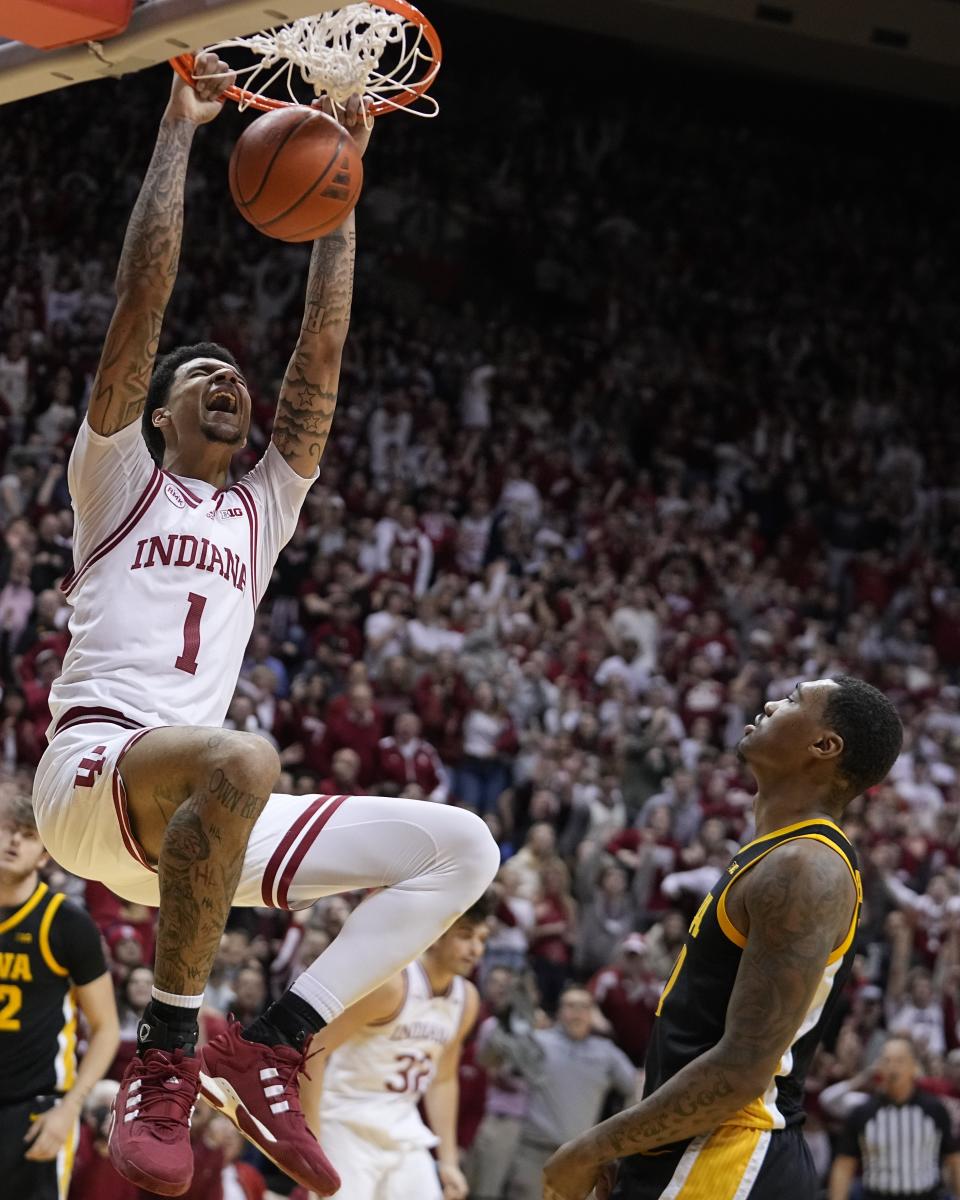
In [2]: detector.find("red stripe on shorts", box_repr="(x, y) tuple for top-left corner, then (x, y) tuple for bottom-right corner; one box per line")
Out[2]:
(260, 795), (330, 908)
(54, 705), (143, 736)
(277, 795), (349, 910)
(111, 728), (157, 873)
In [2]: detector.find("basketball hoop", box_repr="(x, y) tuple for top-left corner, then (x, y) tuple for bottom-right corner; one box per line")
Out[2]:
(169, 1), (441, 118)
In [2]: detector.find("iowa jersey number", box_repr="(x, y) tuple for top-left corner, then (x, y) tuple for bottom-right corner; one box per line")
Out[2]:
(0, 984), (22, 1031)
(656, 892), (714, 1018)
(175, 592), (207, 675)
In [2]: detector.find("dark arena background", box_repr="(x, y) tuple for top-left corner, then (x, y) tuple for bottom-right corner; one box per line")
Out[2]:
(1, 1), (960, 1197)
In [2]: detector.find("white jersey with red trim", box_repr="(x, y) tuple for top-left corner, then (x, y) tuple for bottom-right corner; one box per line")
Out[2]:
(48, 418), (314, 736)
(320, 960), (466, 1150)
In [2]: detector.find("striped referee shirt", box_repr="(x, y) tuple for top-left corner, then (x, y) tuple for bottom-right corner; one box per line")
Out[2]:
(837, 1089), (957, 1199)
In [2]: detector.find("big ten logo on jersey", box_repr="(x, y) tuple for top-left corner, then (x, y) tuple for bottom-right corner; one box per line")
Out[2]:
(208, 505), (244, 521)
(385, 1048), (436, 1094)
(75, 745), (107, 788)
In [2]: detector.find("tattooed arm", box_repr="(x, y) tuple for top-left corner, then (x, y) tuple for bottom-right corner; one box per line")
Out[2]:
(87, 53), (234, 438)
(272, 99), (371, 478)
(543, 840), (857, 1200)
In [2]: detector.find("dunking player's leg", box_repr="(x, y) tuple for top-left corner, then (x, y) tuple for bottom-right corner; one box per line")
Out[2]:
(199, 795), (500, 1195)
(250, 795), (500, 1035)
(107, 727), (279, 1196)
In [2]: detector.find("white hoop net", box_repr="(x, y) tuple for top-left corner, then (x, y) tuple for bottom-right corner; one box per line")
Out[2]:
(206, 5), (439, 116)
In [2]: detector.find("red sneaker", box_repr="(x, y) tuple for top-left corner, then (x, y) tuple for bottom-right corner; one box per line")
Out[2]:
(107, 1048), (200, 1197)
(199, 1021), (340, 1196)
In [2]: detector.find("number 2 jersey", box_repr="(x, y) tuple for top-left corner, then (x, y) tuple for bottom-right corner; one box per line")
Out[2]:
(637, 819), (861, 1149)
(0, 881), (107, 1104)
(320, 961), (467, 1150)
(48, 418), (315, 736)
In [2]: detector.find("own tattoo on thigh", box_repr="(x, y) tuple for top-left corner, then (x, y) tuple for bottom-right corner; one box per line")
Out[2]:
(208, 767), (264, 819)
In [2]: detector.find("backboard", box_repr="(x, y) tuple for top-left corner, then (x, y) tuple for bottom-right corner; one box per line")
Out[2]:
(0, 0), (349, 106)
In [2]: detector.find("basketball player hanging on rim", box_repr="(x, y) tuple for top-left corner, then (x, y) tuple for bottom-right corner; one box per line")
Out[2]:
(541, 676), (903, 1200)
(31, 54), (499, 1199)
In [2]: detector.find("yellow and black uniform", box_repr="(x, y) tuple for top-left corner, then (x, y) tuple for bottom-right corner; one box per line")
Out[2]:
(614, 818), (861, 1200)
(0, 880), (108, 1200)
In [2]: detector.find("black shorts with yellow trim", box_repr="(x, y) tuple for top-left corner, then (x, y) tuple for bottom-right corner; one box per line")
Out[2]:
(0, 1095), (79, 1200)
(612, 1123), (816, 1200)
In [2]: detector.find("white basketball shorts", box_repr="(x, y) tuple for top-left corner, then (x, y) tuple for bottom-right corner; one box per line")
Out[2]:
(323, 1120), (443, 1200)
(34, 717), (389, 909)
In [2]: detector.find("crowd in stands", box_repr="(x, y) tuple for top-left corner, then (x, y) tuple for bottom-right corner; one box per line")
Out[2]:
(2, 12), (960, 1197)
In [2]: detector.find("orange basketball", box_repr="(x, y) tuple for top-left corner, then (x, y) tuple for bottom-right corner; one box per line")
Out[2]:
(229, 106), (363, 243)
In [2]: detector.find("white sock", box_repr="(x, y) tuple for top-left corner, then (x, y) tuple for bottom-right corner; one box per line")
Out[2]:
(151, 986), (204, 1009)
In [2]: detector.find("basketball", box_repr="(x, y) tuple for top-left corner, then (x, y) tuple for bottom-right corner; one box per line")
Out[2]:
(229, 106), (363, 242)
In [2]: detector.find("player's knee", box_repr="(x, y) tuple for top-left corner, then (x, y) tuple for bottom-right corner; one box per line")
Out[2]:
(203, 732), (281, 801)
(442, 807), (501, 894)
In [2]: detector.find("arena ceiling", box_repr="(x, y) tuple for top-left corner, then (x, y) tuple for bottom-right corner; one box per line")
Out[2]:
(441, 0), (960, 105)
(1, 0), (959, 105)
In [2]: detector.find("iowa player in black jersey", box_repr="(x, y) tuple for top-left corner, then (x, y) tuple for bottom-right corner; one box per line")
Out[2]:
(543, 675), (903, 1200)
(0, 786), (119, 1200)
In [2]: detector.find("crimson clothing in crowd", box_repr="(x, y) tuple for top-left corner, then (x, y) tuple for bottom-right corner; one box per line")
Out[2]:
(530, 894), (574, 966)
(69, 1126), (140, 1200)
(309, 619), (363, 664)
(83, 883), (157, 963)
(589, 965), (660, 1066)
(377, 735), (448, 800)
(319, 705), (384, 786)
(221, 1162), (267, 1200)
(412, 670), (471, 761)
(169, 1137), (224, 1200)
(457, 1021), (489, 1151)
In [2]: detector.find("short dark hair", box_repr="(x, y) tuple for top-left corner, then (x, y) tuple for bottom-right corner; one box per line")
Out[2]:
(142, 342), (240, 466)
(824, 676), (903, 802)
(456, 890), (495, 928)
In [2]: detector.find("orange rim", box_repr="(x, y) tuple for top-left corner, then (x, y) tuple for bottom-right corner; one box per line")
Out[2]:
(169, 0), (441, 117)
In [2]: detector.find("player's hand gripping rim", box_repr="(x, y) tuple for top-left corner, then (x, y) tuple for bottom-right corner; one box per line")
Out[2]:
(313, 93), (375, 159)
(166, 49), (237, 125)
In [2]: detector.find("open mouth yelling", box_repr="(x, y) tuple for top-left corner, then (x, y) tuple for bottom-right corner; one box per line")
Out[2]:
(206, 385), (241, 416)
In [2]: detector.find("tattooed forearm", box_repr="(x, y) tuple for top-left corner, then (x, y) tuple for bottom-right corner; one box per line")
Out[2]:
(583, 1057), (746, 1162)
(90, 116), (196, 436)
(272, 346), (337, 471)
(115, 117), (195, 296)
(580, 842), (856, 1165)
(302, 212), (357, 336)
(271, 211), (356, 473)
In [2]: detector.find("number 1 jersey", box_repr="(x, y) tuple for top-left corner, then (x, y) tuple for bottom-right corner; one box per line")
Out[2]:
(49, 418), (314, 734)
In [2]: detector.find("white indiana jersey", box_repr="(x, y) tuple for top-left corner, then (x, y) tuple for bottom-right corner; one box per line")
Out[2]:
(48, 418), (314, 736)
(321, 960), (466, 1150)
